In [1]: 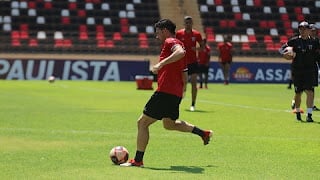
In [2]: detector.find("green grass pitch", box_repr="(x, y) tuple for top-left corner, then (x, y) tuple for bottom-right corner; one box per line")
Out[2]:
(0, 80), (319, 179)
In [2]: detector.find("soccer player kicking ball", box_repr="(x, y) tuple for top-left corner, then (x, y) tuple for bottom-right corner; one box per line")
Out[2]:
(120, 19), (213, 167)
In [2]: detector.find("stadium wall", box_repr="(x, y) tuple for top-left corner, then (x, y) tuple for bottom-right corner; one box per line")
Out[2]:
(0, 56), (293, 83)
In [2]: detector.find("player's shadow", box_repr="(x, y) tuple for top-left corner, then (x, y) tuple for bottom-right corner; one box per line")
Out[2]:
(145, 165), (216, 174)
(298, 121), (320, 124)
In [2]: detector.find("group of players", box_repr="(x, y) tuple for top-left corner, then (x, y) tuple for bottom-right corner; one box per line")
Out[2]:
(280, 21), (320, 122)
(119, 17), (320, 167)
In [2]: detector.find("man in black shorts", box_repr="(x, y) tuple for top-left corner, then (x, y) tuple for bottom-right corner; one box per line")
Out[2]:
(280, 21), (320, 122)
(120, 19), (213, 167)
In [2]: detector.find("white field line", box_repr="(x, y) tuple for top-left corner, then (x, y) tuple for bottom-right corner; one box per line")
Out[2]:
(0, 127), (319, 142)
(59, 84), (320, 117)
(198, 99), (320, 117)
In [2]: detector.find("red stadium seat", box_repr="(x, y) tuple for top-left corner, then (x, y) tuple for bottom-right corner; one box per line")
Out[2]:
(69, 2), (77, 9)
(96, 25), (104, 32)
(281, 14), (289, 21)
(264, 35), (273, 43)
(44, 2), (52, 9)
(78, 10), (86, 17)
(28, 1), (36, 9)
(11, 31), (20, 39)
(139, 40), (149, 48)
(266, 43), (275, 51)
(113, 32), (122, 41)
(277, 0), (285, 6)
(254, 0), (261, 6)
(219, 20), (228, 28)
(79, 31), (88, 40)
(280, 35), (288, 43)
(106, 40), (114, 48)
(20, 24), (28, 31)
(61, 17), (70, 24)
(97, 40), (106, 48)
(63, 39), (72, 47)
(29, 39), (38, 47)
(234, 13), (242, 20)
(20, 31), (29, 39)
(54, 40), (64, 47)
(228, 20), (236, 28)
(242, 43), (251, 51)
(138, 33), (147, 41)
(96, 32), (105, 40)
(206, 34), (215, 42)
(248, 35), (257, 43)
(11, 39), (21, 46)
(259, 21), (268, 28)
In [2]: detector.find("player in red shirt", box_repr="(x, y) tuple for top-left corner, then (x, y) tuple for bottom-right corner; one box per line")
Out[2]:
(217, 36), (233, 85)
(176, 16), (204, 111)
(120, 19), (213, 167)
(197, 38), (211, 89)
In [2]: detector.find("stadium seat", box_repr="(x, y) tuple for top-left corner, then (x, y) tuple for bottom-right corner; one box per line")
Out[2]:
(20, 31), (29, 39)
(69, 2), (77, 9)
(97, 40), (106, 48)
(280, 35), (288, 44)
(29, 39), (38, 47)
(11, 31), (20, 39)
(106, 40), (114, 48)
(113, 32), (122, 41)
(138, 33), (147, 41)
(215, 34), (224, 42)
(79, 32), (88, 40)
(11, 39), (21, 46)
(37, 31), (47, 39)
(248, 35), (257, 43)
(242, 43), (251, 50)
(139, 40), (149, 48)
(96, 32), (105, 40)
(264, 35), (273, 43)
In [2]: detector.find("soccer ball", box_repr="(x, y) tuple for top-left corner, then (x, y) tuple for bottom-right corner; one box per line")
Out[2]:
(48, 76), (55, 83)
(109, 146), (129, 165)
(283, 46), (296, 60)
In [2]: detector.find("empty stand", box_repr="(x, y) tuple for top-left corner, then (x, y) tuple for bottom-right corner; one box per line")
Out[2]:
(197, 0), (320, 57)
(0, 0), (160, 54)
(0, 0), (320, 57)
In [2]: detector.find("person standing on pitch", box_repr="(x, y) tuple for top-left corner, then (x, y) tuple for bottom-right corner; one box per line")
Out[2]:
(176, 16), (204, 111)
(120, 19), (213, 167)
(217, 35), (233, 85)
(197, 38), (211, 89)
(280, 21), (320, 122)
(310, 23), (320, 111)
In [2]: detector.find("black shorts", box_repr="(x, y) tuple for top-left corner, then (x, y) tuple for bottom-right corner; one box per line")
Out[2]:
(198, 64), (209, 74)
(293, 71), (318, 92)
(143, 91), (182, 120)
(187, 62), (199, 75)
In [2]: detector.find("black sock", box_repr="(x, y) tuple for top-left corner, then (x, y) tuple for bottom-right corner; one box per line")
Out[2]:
(134, 150), (144, 162)
(191, 102), (195, 106)
(192, 127), (204, 137)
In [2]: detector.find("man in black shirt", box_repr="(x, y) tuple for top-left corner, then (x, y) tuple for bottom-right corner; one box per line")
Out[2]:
(280, 21), (320, 122)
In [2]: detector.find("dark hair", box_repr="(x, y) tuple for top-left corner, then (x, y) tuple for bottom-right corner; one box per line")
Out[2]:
(154, 19), (176, 34)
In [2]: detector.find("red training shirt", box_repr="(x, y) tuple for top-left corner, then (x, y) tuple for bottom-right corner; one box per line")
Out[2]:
(218, 42), (233, 63)
(176, 29), (202, 65)
(198, 45), (211, 66)
(157, 37), (186, 98)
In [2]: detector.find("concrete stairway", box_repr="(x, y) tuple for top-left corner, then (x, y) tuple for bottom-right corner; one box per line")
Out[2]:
(158, 0), (204, 36)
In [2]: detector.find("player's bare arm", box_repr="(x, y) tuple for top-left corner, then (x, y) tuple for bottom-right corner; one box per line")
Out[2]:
(151, 45), (185, 74)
